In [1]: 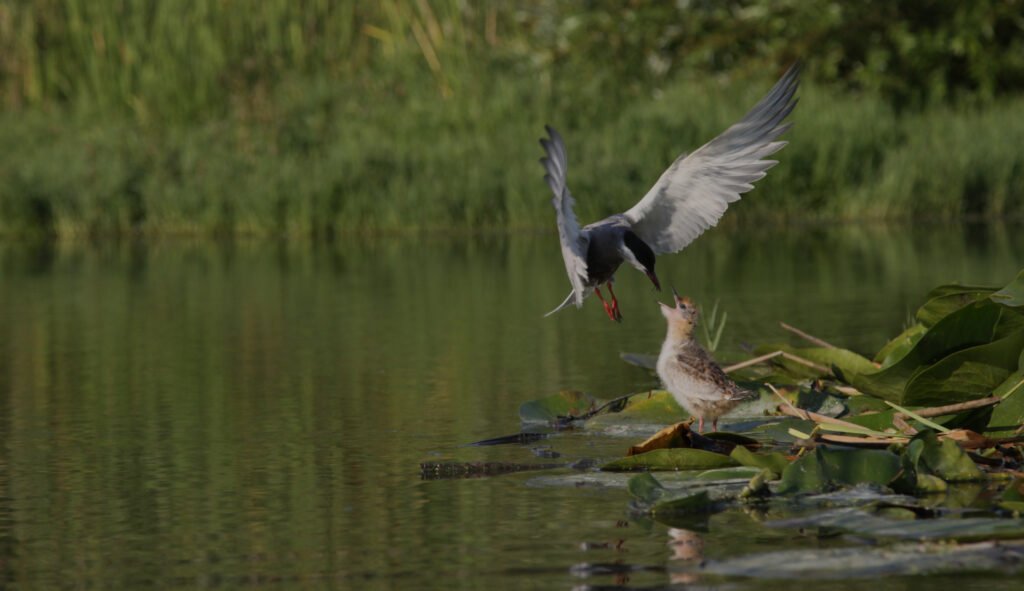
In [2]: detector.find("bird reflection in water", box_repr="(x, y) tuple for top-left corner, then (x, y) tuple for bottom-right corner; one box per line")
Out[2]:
(667, 527), (704, 585)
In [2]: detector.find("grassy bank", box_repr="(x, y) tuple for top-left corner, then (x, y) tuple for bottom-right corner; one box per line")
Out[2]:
(2, 72), (1023, 238)
(1, 2), (1023, 237)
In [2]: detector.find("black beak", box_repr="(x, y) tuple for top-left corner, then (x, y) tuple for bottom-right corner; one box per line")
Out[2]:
(646, 269), (662, 292)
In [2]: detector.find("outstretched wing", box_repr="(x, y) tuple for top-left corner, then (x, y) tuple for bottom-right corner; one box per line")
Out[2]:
(541, 125), (590, 310)
(623, 63), (800, 255)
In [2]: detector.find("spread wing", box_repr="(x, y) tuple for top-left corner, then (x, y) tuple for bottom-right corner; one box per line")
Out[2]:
(540, 125), (590, 310)
(623, 63), (800, 255)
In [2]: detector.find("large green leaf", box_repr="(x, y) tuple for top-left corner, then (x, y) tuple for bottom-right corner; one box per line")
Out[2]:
(990, 270), (1024, 308)
(843, 409), (898, 432)
(916, 284), (997, 327)
(994, 306), (1024, 338)
(902, 329), (1024, 406)
(847, 300), (1003, 402)
(778, 446), (901, 494)
(753, 343), (875, 379)
(985, 348), (1024, 437)
(874, 323), (927, 366)
(601, 448), (738, 472)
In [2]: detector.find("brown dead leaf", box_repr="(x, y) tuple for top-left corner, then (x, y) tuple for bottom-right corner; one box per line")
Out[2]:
(626, 422), (692, 456)
(939, 429), (996, 450)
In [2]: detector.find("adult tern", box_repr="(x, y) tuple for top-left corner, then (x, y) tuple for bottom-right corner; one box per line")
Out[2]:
(540, 63), (800, 321)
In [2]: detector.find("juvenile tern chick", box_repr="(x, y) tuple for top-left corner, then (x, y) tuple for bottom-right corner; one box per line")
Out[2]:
(656, 290), (755, 432)
(541, 63), (800, 322)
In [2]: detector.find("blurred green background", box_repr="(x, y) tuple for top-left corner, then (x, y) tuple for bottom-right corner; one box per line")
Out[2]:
(1, 0), (1023, 238)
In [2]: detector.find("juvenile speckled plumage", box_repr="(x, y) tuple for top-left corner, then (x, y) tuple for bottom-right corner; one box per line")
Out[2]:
(656, 290), (755, 432)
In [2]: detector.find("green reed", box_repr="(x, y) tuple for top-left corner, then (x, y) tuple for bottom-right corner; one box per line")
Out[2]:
(0, 2), (1022, 237)
(3, 72), (1024, 238)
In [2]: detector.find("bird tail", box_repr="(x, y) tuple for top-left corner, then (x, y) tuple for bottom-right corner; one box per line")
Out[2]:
(543, 290), (579, 317)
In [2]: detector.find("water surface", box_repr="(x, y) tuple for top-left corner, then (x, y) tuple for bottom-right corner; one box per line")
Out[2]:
(1, 222), (1022, 589)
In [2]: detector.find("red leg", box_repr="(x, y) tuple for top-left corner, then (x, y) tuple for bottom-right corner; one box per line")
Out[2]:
(594, 287), (616, 321)
(606, 282), (622, 321)
(697, 417), (705, 433)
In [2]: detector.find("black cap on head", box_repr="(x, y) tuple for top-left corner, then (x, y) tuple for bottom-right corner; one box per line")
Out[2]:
(623, 230), (660, 290)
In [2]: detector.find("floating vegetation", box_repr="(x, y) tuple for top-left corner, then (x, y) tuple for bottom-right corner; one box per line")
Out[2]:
(450, 269), (1024, 580)
(419, 461), (563, 480)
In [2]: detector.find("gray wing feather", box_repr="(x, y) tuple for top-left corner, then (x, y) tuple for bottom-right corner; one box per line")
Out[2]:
(623, 63), (800, 255)
(541, 125), (590, 309)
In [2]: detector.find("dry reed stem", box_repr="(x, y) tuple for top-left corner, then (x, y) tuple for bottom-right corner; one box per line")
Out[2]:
(905, 395), (1001, 418)
(723, 350), (831, 375)
(779, 321), (836, 349)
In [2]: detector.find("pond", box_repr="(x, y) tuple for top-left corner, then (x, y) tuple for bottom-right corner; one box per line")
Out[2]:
(0, 221), (1022, 589)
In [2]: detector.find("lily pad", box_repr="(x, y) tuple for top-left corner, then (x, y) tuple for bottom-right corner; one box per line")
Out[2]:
(905, 431), (984, 483)
(892, 431), (983, 494)
(1000, 479), (1024, 513)
(627, 473), (667, 505)
(746, 418), (817, 443)
(769, 506), (1024, 541)
(519, 390), (601, 424)
(588, 391), (688, 427)
(778, 446), (901, 494)
(692, 466), (764, 480)
(601, 448), (738, 472)
(652, 490), (714, 514)
(730, 446), (790, 476)
(695, 539), (1024, 578)
(704, 431), (760, 446)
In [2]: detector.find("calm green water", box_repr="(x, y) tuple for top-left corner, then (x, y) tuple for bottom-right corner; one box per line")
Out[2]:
(1, 222), (1023, 589)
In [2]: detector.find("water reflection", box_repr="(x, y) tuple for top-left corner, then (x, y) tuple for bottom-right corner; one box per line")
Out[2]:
(667, 527), (704, 586)
(0, 222), (1021, 589)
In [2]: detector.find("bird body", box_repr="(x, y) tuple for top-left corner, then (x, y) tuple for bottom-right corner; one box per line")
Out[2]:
(583, 218), (659, 285)
(656, 292), (755, 432)
(541, 63), (800, 321)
